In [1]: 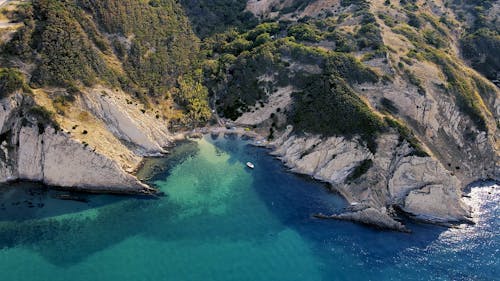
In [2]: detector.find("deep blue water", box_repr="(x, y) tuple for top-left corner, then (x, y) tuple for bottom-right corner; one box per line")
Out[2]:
(0, 135), (498, 281)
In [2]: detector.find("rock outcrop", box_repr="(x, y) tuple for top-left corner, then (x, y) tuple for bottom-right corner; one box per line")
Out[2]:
(269, 125), (475, 230)
(81, 87), (172, 156)
(0, 91), (159, 194)
(0, 0), (497, 232)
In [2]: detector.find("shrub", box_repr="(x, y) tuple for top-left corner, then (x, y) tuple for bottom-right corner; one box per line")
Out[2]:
(287, 23), (322, 42)
(289, 76), (385, 150)
(385, 117), (428, 157)
(0, 68), (25, 98)
(346, 159), (373, 183)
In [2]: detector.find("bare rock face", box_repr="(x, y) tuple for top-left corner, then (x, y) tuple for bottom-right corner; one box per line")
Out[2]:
(389, 157), (470, 223)
(271, 127), (473, 230)
(81, 87), (172, 155)
(17, 126), (44, 181)
(0, 93), (24, 181)
(271, 127), (371, 185)
(328, 207), (409, 232)
(0, 92), (155, 194)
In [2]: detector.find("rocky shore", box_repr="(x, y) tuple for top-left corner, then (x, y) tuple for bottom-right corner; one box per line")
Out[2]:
(0, 90), (170, 196)
(206, 123), (493, 231)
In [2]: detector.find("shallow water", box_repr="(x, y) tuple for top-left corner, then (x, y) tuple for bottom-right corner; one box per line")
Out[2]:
(0, 136), (498, 281)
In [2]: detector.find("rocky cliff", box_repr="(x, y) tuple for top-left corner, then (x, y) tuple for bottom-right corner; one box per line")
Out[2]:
(0, 90), (161, 194)
(0, 0), (498, 230)
(0, 0), (205, 194)
(226, 0), (499, 230)
(270, 127), (473, 231)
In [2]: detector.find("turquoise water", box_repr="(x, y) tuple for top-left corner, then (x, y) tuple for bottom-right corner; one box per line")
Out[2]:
(0, 135), (498, 281)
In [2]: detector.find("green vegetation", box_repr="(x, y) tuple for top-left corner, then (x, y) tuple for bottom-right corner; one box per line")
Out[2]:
(79, 0), (201, 95)
(385, 117), (428, 157)
(0, 0), (492, 154)
(391, 11), (490, 132)
(290, 76), (384, 151)
(461, 29), (499, 80)
(8, 0), (116, 88)
(424, 50), (488, 132)
(179, 0), (257, 38)
(4, 0), (212, 124)
(173, 74), (212, 124)
(378, 12), (397, 27)
(355, 23), (384, 50)
(448, 0), (499, 80)
(402, 68), (425, 95)
(287, 23), (323, 42)
(346, 159), (373, 183)
(201, 17), (384, 149)
(0, 68), (27, 98)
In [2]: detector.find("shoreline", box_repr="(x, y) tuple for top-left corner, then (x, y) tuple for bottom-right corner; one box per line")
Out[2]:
(154, 125), (499, 232)
(2, 123), (496, 232)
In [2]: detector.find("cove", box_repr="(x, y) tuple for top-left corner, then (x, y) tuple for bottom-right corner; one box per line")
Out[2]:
(0, 135), (498, 281)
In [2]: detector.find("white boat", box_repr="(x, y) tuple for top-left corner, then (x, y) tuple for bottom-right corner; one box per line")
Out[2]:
(246, 162), (255, 169)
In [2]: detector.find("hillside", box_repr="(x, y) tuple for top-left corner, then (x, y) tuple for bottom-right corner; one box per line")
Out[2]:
(0, 0), (211, 193)
(0, 0), (498, 230)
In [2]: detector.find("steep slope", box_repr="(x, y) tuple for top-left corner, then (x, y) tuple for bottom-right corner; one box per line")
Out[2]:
(202, 0), (498, 230)
(0, 0), (210, 193)
(0, 0), (497, 230)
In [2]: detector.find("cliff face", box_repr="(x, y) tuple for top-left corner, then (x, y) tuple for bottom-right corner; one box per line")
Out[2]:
(0, 0), (498, 230)
(271, 128), (472, 230)
(0, 0), (205, 193)
(226, 0), (499, 229)
(0, 91), (159, 193)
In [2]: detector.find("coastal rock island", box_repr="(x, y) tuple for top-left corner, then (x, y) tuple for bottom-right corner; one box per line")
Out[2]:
(0, 0), (498, 230)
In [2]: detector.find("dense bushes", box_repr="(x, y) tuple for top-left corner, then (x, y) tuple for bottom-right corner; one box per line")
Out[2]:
(287, 23), (322, 42)
(206, 28), (381, 127)
(173, 74), (212, 123)
(289, 76), (384, 150)
(0, 68), (26, 98)
(78, 0), (201, 95)
(4, 0), (212, 124)
(449, 0), (499, 81)
(6, 0), (115, 88)
(179, 0), (257, 38)
(355, 23), (384, 50)
(461, 28), (500, 80)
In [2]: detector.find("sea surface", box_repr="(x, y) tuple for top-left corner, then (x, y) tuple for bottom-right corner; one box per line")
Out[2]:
(0, 136), (498, 281)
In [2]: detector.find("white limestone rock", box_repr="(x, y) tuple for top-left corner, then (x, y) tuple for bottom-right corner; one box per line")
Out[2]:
(17, 126), (43, 181)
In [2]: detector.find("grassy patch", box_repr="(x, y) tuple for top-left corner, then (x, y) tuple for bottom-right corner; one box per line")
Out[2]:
(424, 49), (488, 132)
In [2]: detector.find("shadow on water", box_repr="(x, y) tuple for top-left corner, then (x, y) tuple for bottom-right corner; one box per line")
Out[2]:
(0, 136), (282, 266)
(0, 135), (493, 278)
(0, 182), (126, 222)
(135, 139), (200, 183)
(0, 141), (203, 266)
(208, 136), (449, 278)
